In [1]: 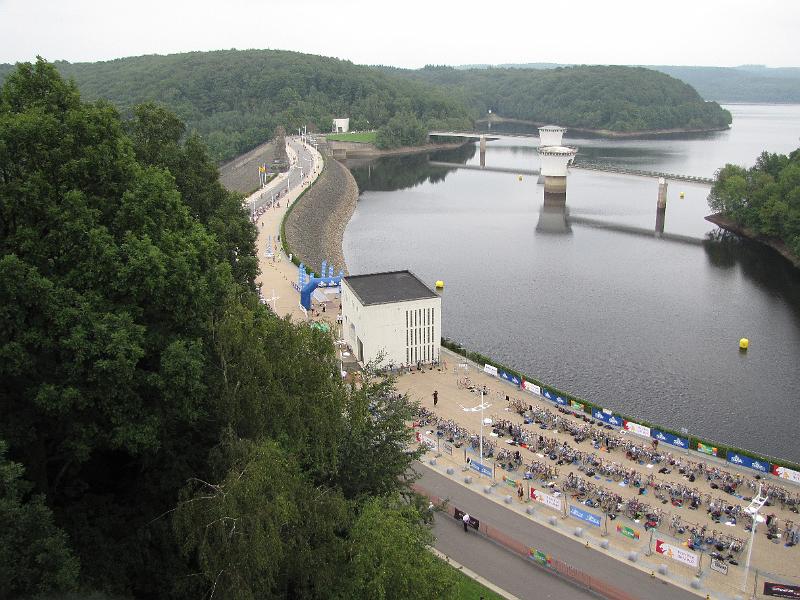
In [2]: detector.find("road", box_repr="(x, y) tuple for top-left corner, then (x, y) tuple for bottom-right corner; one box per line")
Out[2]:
(418, 465), (700, 600)
(432, 509), (598, 599)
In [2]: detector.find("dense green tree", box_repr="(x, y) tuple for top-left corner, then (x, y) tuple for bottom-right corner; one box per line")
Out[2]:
(709, 149), (800, 259)
(1, 58), (451, 599)
(0, 440), (80, 597)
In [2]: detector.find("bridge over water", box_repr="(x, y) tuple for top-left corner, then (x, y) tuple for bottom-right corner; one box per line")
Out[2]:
(428, 131), (715, 184)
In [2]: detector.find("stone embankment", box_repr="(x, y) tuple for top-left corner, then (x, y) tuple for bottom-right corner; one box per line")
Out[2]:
(218, 140), (277, 194)
(706, 213), (800, 268)
(284, 157), (358, 275)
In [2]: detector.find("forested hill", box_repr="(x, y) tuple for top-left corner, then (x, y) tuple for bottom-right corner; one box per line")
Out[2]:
(0, 50), (473, 162)
(387, 65), (732, 133)
(651, 65), (800, 103)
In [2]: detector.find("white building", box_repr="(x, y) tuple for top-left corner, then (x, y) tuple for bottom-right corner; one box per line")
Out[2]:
(341, 270), (441, 367)
(332, 118), (350, 133)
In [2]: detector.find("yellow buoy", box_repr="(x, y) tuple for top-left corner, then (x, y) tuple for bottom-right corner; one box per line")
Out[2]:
(435, 280), (444, 289)
(518, 175), (523, 181)
(680, 192), (685, 199)
(739, 338), (749, 350)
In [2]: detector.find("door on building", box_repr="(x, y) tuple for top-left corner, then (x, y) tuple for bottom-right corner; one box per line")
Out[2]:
(357, 337), (364, 362)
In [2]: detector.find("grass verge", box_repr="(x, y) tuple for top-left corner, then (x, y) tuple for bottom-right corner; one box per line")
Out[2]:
(326, 131), (377, 143)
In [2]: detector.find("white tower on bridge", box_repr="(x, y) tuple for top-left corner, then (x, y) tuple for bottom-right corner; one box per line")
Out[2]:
(536, 125), (577, 194)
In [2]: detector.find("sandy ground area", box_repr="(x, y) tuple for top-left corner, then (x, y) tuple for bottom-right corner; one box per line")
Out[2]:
(396, 347), (800, 597)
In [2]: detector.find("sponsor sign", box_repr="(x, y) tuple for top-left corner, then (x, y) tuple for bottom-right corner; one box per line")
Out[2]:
(651, 429), (689, 449)
(528, 548), (551, 566)
(616, 525), (640, 540)
(442, 442), (453, 456)
(727, 452), (771, 474)
(773, 465), (800, 485)
(655, 539), (699, 567)
(469, 460), (493, 477)
(453, 508), (480, 531)
(541, 388), (556, 403)
(420, 435), (437, 450)
(498, 370), (522, 386)
(710, 558), (728, 575)
(569, 505), (602, 527)
(531, 488), (563, 512)
(502, 475), (518, 488)
(764, 582), (800, 598)
(521, 379), (541, 396)
(483, 363), (498, 377)
(554, 394), (567, 406)
(623, 420), (651, 438)
(592, 409), (623, 428)
(570, 400), (585, 411)
(697, 442), (719, 457)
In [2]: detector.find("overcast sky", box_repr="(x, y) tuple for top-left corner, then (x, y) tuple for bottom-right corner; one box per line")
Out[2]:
(1, 0), (798, 68)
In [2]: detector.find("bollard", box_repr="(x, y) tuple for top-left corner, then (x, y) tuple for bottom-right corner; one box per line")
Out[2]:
(446, 467), (455, 475)
(574, 527), (584, 538)
(599, 540), (609, 550)
(429, 458), (437, 466)
(526, 506), (535, 516)
(627, 551), (638, 562)
(690, 578), (701, 589)
(483, 486), (492, 495)
(464, 476), (473, 484)
(504, 495), (513, 504)
(548, 516), (558, 526)
(658, 564), (668, 576)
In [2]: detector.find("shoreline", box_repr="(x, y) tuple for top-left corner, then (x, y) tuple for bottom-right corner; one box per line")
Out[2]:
(476, 115), (730, 138)
(705, 212), (800, 268)
(325, 139), (468, 159)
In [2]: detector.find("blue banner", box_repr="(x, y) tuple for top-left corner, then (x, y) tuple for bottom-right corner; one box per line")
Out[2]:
(592, 409), (623, 428)
(569, 505), (602, 527)
(469, 460), (493, 477)
(541, 388), (555, 402)
(498, 370), (522, 386)
(651, 429), (689, 450)
(727, 452), (772, 474)
(554, 394), (567, 406)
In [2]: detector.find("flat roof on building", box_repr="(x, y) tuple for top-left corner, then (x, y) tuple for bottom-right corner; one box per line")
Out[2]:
(344, 270), (439, 306)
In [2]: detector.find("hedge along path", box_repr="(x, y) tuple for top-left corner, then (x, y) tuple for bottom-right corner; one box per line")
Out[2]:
(396, 346), (800, 595)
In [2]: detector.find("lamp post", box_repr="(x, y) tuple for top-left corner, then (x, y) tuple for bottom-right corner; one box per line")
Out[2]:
(742, 484), (768, 593)
(460, 392), (492, 477)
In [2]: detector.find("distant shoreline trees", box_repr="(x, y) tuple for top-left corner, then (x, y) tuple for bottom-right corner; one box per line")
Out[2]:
(709, 149), (800, 260)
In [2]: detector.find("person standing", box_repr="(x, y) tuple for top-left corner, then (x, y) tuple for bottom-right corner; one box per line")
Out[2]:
(462, 512), (470, 532)
(433, 390), (438, 407)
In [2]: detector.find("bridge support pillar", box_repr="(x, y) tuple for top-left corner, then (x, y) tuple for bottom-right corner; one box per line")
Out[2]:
(543, 175), (567, 194)
(479, 135), (486, 167)
(656, 177), (667, 235)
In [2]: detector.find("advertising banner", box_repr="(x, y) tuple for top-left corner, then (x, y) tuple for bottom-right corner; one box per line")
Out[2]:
(764, 582), (800, 598)
(651, 429), (689, 450)
(570, 400), (585, 411)
(469, 460), (493, 477)
(710, 558), (728, 575)
(541, 388), (556, 403)
(697, 442), (719, 457)
(773, 465), (800, 485)
(616, 525), (640, 540)
(483, 364), (498, 377)
(655, 539), (699, 567)
(623, 420), (651, 438)
(528, 548), (551, 566)
(727, 452), (771, 474)
(554, 394), (568, 406)
(502, 475), (518, 488)
(442, 442), (453, 456)
(592, 409), (623, 428)
(453, 508), (480, 531)
(569, 505), (602, 527)
(498, 370), (522, 386)
(531, 488), (563, 512)
(522, 380), (541, 396)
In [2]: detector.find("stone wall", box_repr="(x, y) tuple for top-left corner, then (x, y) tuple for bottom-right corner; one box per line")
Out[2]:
(284, 157), (358, 275)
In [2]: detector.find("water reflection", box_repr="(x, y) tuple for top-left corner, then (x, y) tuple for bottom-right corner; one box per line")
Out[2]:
(536, 191), (571, 234)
